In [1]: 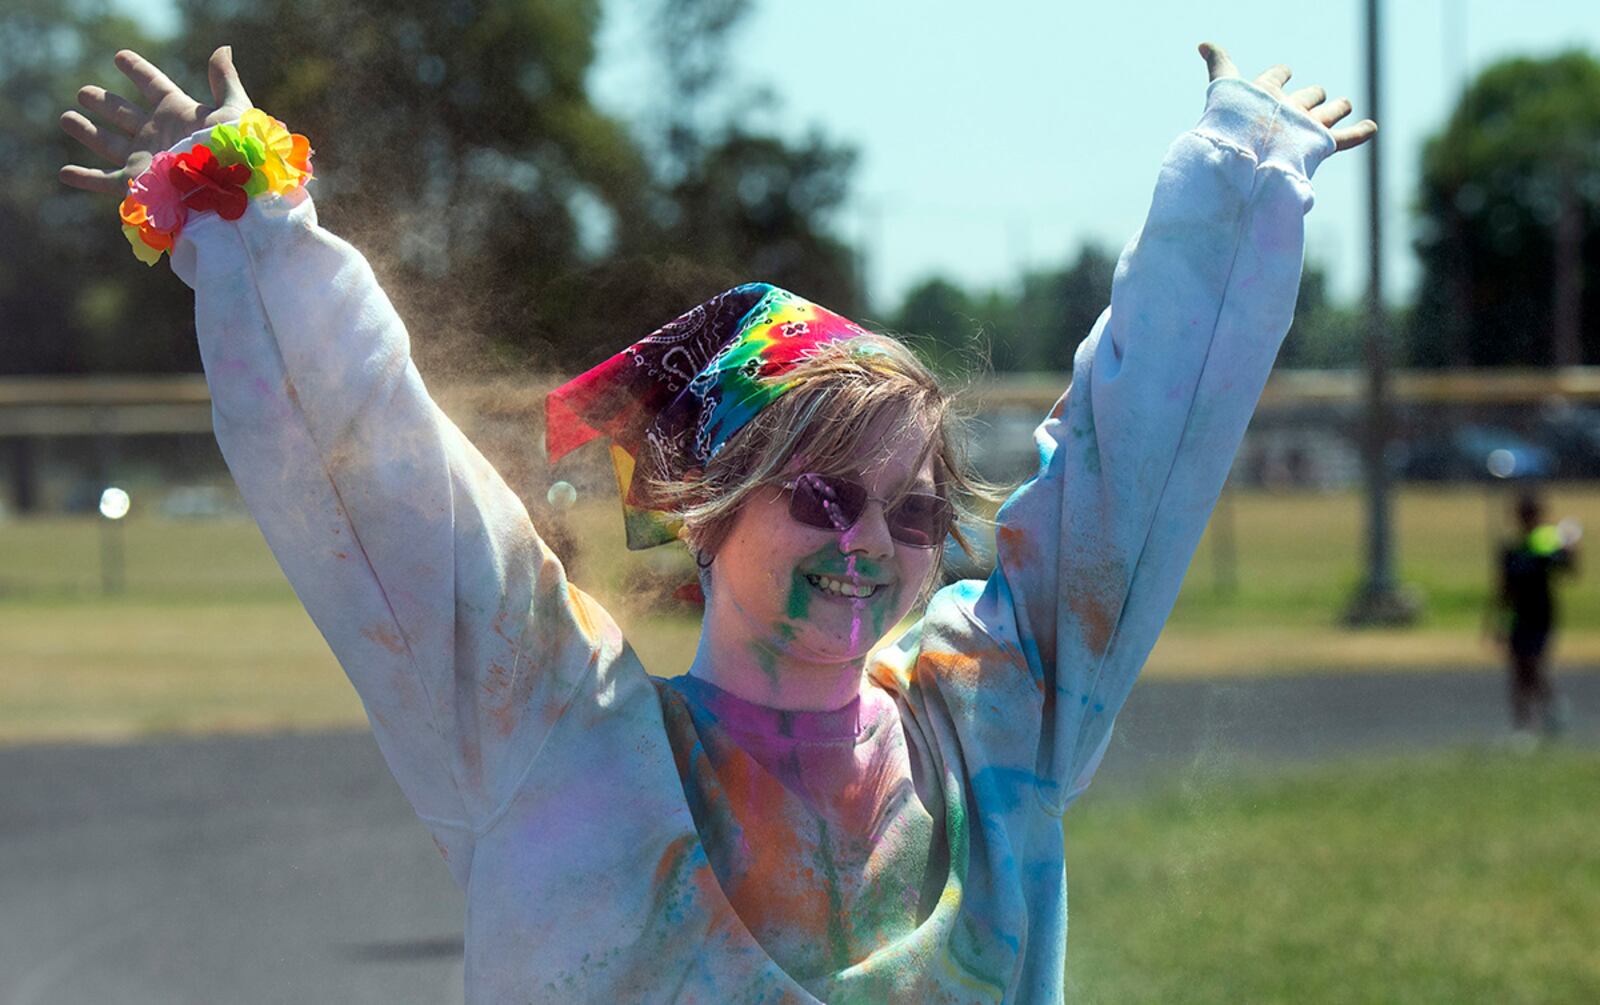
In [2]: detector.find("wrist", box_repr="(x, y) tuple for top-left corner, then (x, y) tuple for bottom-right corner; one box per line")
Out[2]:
(117, 110), (314, 266)
(1197, 77), (1337, 180)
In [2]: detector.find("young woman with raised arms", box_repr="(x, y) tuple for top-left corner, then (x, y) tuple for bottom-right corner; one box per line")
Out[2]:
(60, 41), (1373, 1002)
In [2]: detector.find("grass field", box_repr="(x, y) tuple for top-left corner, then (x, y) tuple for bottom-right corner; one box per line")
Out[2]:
(1063, 748), (1600, 1003)
(2, 485), (1597, 743)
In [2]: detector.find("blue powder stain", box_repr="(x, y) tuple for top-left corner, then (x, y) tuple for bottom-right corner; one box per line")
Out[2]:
(968, 765), (1040, 816)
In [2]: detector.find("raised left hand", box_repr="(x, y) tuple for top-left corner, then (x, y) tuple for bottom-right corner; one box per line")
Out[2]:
(1200, 42), (1377, 154)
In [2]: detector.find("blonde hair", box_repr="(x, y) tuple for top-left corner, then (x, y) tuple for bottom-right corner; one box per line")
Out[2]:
(649, 334), (999, 578)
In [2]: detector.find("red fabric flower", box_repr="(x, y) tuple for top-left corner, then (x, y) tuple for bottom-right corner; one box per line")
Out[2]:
(170, 145), (254, 221)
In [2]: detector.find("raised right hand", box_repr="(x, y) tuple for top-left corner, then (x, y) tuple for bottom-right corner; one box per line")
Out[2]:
(59, 46), (253, 195)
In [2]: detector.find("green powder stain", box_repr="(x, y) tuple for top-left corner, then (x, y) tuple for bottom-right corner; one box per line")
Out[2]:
(813, 819), (853, 972)
(749, 639), (781, 693)
(1082, 440), (1102, 475)
(786, 572), (813, 619)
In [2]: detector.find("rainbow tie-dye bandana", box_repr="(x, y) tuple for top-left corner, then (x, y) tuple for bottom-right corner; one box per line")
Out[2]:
(545, 283), (869, 549)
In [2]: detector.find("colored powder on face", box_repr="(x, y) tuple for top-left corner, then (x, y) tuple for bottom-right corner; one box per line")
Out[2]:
(749, 639), (782, 693)
(846, 554), (863, 652)
(786, 572), (813, 620)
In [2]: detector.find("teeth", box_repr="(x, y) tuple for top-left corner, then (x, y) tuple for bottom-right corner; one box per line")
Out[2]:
(806, 574), (878, 599)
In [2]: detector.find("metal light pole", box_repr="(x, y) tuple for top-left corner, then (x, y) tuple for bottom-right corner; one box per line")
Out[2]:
(1346, 0), (1419, 625)
(98, 486), (129, 595)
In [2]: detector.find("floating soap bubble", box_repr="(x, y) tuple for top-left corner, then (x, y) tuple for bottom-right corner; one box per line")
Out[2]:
(547, 481), (577, 510)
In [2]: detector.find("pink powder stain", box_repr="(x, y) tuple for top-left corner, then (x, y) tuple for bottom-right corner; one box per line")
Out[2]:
(846, 554), (863, 651)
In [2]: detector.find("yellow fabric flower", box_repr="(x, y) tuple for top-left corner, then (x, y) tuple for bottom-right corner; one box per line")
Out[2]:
(238, 109), (314, 195)
(122, 223), (163, 266)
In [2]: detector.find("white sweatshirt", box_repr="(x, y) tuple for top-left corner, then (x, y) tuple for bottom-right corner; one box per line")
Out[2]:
(165, 77), (1334, 1002)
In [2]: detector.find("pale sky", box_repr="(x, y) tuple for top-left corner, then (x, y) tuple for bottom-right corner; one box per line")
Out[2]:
(596, 0), (1600, 313)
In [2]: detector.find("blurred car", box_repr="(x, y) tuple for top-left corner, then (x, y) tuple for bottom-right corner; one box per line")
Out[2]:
(159, 485), (240, 519)
(1536, 402), (1600, 479)
(1400, 424), (1555, 482)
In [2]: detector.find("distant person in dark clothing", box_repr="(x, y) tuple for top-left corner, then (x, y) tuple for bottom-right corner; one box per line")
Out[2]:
(1494, 491), (1580, 736)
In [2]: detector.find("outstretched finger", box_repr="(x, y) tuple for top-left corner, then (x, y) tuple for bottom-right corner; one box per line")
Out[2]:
(114, 49), (188, 107)
(1332, 119), (1378, 152)
(206, 46), (251, 110)
(1313, 96), (1355, 129)
(1199, 42), (1239, 82)
(1287, 85), (1326, 111)
(58, 163), (127, 195)
(1255, 64), (1292, 91)
(60, 109), (133, 165)
(77, 85), (144, 134)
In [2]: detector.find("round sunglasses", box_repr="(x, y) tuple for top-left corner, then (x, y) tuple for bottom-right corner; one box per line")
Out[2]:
(780, 473), (952, 548)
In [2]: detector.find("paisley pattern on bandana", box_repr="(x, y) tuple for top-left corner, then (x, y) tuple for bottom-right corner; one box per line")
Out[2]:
(546, 283), (869, 549)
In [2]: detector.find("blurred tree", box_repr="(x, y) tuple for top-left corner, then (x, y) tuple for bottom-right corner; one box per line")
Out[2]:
(1412, 51), (1600, 367)
(894, 276), (981, 375)
(1007, 244), (1116, 371)
(1277, 263), (1365, 369)
(0, 0), (190, 376)
(175, 0), (653, 371)
(5, 0), (865, 376)
(628, 0), (864, 324)
(889, 243), (1116, 374)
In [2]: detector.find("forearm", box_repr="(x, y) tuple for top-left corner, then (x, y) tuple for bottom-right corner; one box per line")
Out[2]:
(165, 128), (610, 838)
(984, 78), (1334, 807)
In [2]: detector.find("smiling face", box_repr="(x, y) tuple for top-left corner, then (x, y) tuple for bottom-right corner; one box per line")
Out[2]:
(705, 414), (942, 669)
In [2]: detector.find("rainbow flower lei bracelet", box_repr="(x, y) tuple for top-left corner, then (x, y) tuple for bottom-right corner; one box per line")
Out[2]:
(119, 109), (313, 266)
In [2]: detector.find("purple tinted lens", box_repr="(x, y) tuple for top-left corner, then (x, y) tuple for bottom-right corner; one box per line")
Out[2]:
(789, 475), (951, 548)
(790, 474), (867, 531)
(885, 493), (951, 548)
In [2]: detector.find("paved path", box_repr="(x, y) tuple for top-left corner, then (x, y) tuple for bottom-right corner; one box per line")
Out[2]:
(3, 668), (1596, 1004)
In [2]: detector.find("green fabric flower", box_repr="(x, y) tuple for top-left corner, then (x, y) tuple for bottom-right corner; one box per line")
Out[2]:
(207, 124), (270, 198)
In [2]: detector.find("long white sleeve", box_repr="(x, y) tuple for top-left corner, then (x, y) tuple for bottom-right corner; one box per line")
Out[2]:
(167, 130), (634, 883)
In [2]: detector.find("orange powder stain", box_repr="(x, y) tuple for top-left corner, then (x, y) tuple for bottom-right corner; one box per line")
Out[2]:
(715, 754), (827, 939)
(914, 648), (985, 691)
(431, 835), (451, 861)
(653, 833), (698, 889)
(1065, 577), (1116, 656)
(483, 661), (521, 738)
(996, 524), (1027, 552)
(361, 623), (407, 656)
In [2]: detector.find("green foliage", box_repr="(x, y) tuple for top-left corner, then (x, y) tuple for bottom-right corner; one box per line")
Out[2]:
(891, 247), (1354, 373)
(2, 0), (862, 374)
(890, 244), (1117, 374)
(634, 0), (864, 326)
(660, 129), (862, 322)
(1411, 50), (1600, 367)
(172, 0), (652, 368)
(0, 0), (191, 376)
(1277, 262), (1366, 369)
